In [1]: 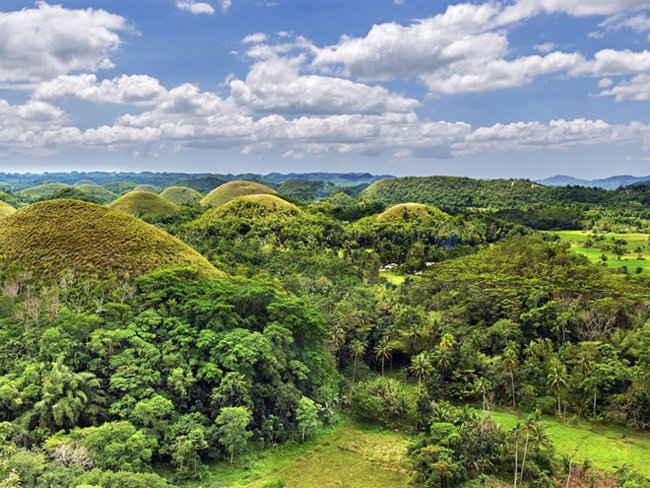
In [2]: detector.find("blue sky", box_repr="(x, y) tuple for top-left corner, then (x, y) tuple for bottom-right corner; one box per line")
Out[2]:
(0, 0), (649, 178)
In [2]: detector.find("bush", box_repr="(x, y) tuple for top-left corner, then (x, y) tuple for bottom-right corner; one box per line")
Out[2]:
(535, 396), (557, 416)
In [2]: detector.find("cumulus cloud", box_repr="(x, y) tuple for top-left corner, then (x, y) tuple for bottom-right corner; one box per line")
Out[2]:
(498, 0), (650, 24)
(598, 74), (650, 101)
(176, 1), (216, 15)
(0, 2), (128, 83)
(229, 54), (419, 115)
(33, 74), (167, 106)
(242, 33), (269, 44)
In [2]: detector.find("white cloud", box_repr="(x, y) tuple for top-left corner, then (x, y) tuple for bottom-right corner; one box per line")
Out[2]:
(588, 49), (650, 76)
(229, 54), (419, 114)
(220, 0), (233, 12)
(535, 42), (557, 53)
(176, 1), (215, 15)
(598, 74), (650, 101)
(33, 74), (167, 106)
(0, 2), (128, 83)
(498, 0), (650, 24)
(242, 33), (269, 44)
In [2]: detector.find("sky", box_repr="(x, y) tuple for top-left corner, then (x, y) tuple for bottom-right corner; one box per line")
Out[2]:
(0, 0), (650, 179)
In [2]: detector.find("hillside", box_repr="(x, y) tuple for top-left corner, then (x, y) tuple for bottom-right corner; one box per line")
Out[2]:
(0, 200), (222, 285)
(133, 184), (160, 193)
(109, 191), (180, 216)
(377, 203), (450, 224)
(75, 184), (118, 203)
(196, 194), (301, 227)
(200, 180), (277, 207)
(20, 182), (70, 198)
(538, 174), (650, 189)
(0, 200), (16, 217)
(160, 186), (203, 205)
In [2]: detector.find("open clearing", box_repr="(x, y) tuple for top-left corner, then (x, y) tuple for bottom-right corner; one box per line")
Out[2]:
(546, 231), (650, 272)
(180, 420), (413, 488)
(491, 410), (650, 476)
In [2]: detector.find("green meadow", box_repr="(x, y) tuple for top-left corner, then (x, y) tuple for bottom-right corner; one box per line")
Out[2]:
(491, 411), (650, 476)
(180, 420), (413, 488)
(546, 230), (650, 271)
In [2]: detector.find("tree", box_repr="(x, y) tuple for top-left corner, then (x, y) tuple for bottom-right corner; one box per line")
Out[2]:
(434, 347), (453, 395)
(501, 345), (519, 409)
(547, 362), (568, 416)
(374, 341), (393, 376)
(410, 353), (433, 387)
(215, 407), (252, 464)
(473, 378), (492, 433)
(349, 339), (367, 382)
(296, 396), (321, 442)
(33, 357), (104, 431)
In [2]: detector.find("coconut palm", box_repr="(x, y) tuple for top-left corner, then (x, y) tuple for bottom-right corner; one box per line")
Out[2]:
(349, 339), (367, 382)
(33, 357), (104, 431)
(547, 362), (568, 416)
(410, 353), (433, 387)
(501, 345), (519, 408)
(374, 341), (393, 376)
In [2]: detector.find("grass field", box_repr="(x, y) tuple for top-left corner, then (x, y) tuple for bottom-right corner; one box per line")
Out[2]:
(546, 231), (650, 272)
(491, 411), (650, 476)
(179, 420), (413, 488)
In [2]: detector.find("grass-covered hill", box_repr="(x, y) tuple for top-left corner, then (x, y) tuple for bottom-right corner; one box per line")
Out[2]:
(160, 186), (203, 205)
(376, 203), (450, 224)
(277, 178), (336, 202)
(73, 179), (97, 186)
(0, 200), (16, 217)
(364, 176), (647, 211)
(200, 180), (277, 207)
(109, 191), (180, 216)
(20, 182), (70, 198)
(75, 184), (118, 203)
(0, 199), (222, 285)
(133, 184), (160, 193)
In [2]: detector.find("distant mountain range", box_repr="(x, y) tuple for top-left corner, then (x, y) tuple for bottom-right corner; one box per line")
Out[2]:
(536, 174), (650, 189)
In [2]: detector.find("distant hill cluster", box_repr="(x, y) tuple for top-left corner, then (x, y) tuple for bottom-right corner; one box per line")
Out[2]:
(537, 174), (650, 189)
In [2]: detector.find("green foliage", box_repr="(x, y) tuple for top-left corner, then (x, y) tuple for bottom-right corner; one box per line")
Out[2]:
(74, 184), (118, 204)
(376, 203), (450, 224)
(45, 187), (103, 204)
(133, 184), (160, 193)
(296, 396), (321, 441)
(20, 183), (70, 198)
(215, 407), (253, 463)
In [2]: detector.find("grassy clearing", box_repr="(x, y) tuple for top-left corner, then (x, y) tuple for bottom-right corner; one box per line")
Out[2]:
(491, 411), (650, 476)
(179, 419), (413, 488)
(380, 271), (407, 285)
(546, 231), (650, 272)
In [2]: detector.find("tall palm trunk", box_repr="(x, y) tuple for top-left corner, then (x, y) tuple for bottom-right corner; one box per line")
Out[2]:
(520, 433), (529, 484)
(510, 369), (516, 408)
(513, 437), (519, 488)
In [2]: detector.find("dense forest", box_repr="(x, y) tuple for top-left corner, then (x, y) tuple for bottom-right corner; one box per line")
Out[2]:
(0, 174), (647, 488)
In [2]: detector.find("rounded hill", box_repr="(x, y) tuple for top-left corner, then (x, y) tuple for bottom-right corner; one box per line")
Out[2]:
(133, 184), (160, 193)
(200, 180), (277, 207)
(160, 186), (202, 206)
(0, 200), (16, 217)
(109, 191), (180, 217)
(21, 183), (70, 198)
(0, 200), (222, 285)
(74, 179), (97, 186)
(196, 194), (301, 227)
(377, 203), (450, 224)
(75, 184), (117, 203)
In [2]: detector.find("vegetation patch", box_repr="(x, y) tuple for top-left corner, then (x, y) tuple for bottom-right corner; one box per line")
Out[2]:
(0, 200), (16, 217)
(377, 203), (450, 224)
(110, 191), (181, 217)
(0, 199), (221, 285)
(75, 184), (118, 204)
(20, 182), (70, 198)
(133, 184), (161, 193)
(160, 186), (203, 206)
(201, 181), (278, 207)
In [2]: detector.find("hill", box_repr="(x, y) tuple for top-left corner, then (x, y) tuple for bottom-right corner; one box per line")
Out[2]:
(0, 200), (16, 217)
(20, 182), (70, 198)
(75, 184), (117, 203)
(377, 203), (450, 224)
(73, 179), (97, 186)
(109, 191), (180, 216)
(200, 180), (277, 207)
(0, 200), (222, 285)
(133, 184), (160, 193)
(277, 178), (336, 202)
(538, 174), (650, 189)
(196, 194), (301, 227)
(160, 186), (203, 205)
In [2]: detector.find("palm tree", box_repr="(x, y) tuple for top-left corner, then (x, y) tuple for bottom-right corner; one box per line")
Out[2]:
(508, 421), (524, 488)
(501, 345), (519, 409)
(547, 362), (568, 416)
(409, 353), (433, 387)
(434, 346), (453, 395)
(33, 357), (104, 431)
(473, 377), (492, 434)
(374, 341), (393, 376)
(349, 339), (367, 382)
(519, 410), (542, 484)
